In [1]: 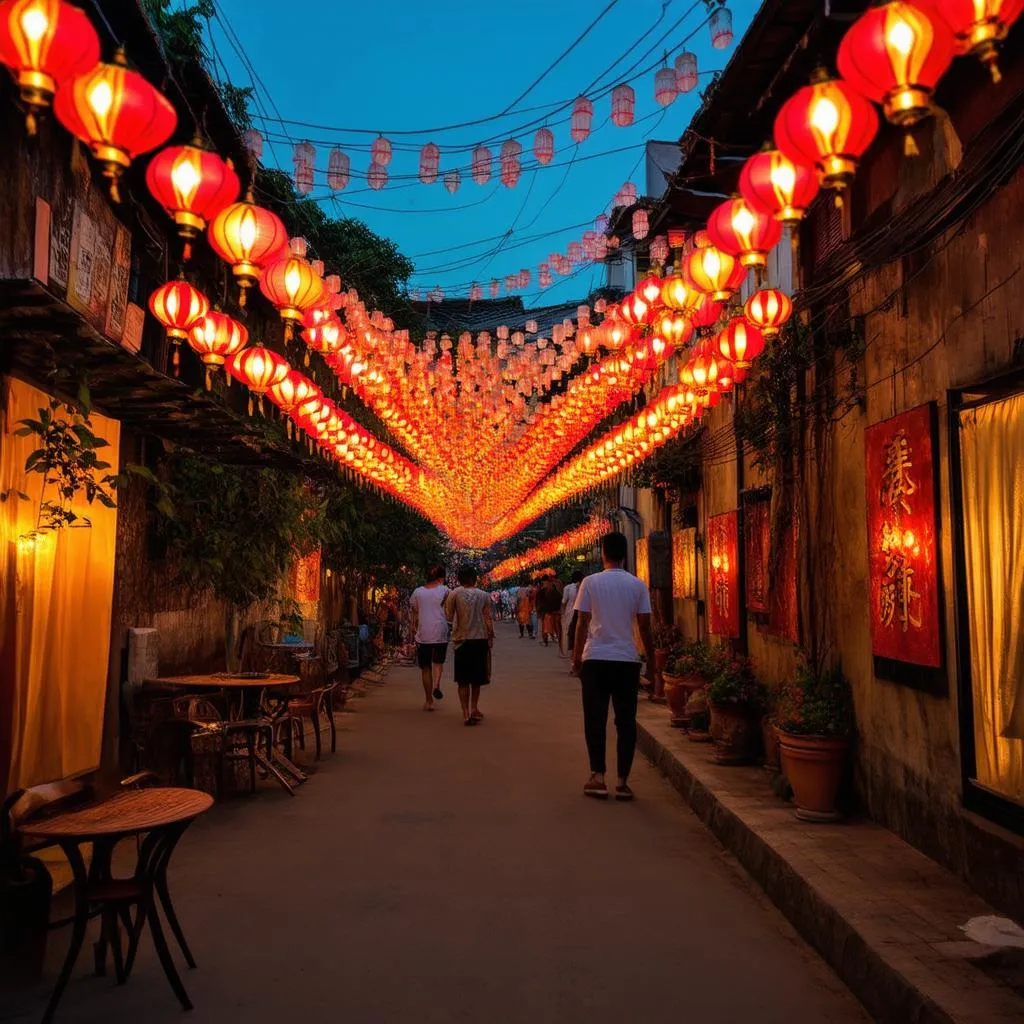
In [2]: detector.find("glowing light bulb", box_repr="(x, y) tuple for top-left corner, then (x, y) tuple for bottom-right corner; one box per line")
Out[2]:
(887, 18), (915, 56)
(811, 97), (840, 137)
(20, 5), (49, 42)
(171, 154), (201, 203)
(770, 161), (796, 195)
(732, 207), (756, 236)
(88, 80), (113, 118)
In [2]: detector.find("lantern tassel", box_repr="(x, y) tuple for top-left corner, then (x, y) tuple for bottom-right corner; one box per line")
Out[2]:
(904, 132), (919, 158)
(239, 287), (248, 308)
(172, 342), (181, 377)
(287, 420), (293, 440)
(248, 395), (254, 416)
(204, 367), (212, 390)
(304, 350), (310, 367)
(183, 239), (193, 262)
(25, 109), (37, 136)
(834, 192), (844, 210)
(109, 175), (121, 204)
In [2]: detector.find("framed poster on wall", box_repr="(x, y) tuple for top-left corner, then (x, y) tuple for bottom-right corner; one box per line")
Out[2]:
(708, 511), (740, 639)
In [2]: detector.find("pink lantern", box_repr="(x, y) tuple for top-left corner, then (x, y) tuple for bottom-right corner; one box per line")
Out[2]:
(655, 66), (678, 106)
(617, 181), (638, 207)
(650, 234), (669, 264)
(243, 129), (263, 162)
(327, 148), (350, 190)
(293, 140), (315, 195)
(611, 83), (635, 127)
(582, 230), (598, 258)
(568, 241), (583, 265)
(490, 279), (500, 298)
(519, 269), (530, 288)
(500, 138), (522, 164)
(595, 213), (610, 233)
(371, 135), (392, 166)
(632, 209), (649, 239)
(675, 51), (699, 93)
(444, 169), (460, 194)
(500, 141), (522, 188)
(710, 5), (733, 49)
(505, 273), (516, 292)
(470, 282), (482, 301)
(570, 95), (593, 143)
(534, 127), (555, 165)
(472, 144), (492, 184)
(526, 319), (538, 333)
(419, 142), (440, 185)
(368, 162), (387, 190)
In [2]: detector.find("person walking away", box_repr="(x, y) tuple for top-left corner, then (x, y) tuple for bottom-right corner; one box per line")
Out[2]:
(536, 571), (563, 651)
(445, 565), (495, 725)
(561, 570), (584, 670)
(516, 585), (535, 639)
(572, 532), (654, 801)
(410, 565), (449, 711)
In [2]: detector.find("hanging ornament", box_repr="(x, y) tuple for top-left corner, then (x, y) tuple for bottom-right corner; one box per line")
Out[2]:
(367, 161), (388, 190)
(53, 47), (176, 202)
(293, 139), (315, 194)
(268, 369), (316, 435)
(568, 241), (584, 265)
(654, 65), (678, 106)
(327, 147), (350, 190)
(686, 242), (744, 302)
(470, 282), (483, 301)
(675, 50), (699, 93)
(838, 2), (956, 155)
(915, 0), (1024, 81)
(595, 212), (610, 233)
(419, 142), (440, 184)
(744, 288), (793, 340)
(611, 82), (635, 126)
(632, 208), (650, 240)
(718, 315), (766, 373)
(228, 346), (289, 415)
(371, 134), (392, 166)
(710, 4), (734, 49)
(259, 238), (326, 342)
(472, 143), (492, 184)
(649, 235), (669, 265)
(500, 138), (522, 188)
(208, 187), (289, 305)
(519, 268), (531, 288)
(707, 196), (783, 271)
(490, 279), (500, 298)
(148, 278), (209, 374)
(242, 128), (263, 162)
(570, 95), (593, 142)
(444, 168), (460, 194)
(189, 309), (248, 388)
(534, 127), (555, 164)
(739, 145), (820, 225)
(0, 0), (100, 134)
(505, 273), (516, 293)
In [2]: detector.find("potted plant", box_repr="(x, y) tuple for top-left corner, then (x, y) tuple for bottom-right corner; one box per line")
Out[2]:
(650, 623), (682, 703)
(707, 658), (767, 764)
(662, 640), (707, 727)
(776, 660), (854, 821)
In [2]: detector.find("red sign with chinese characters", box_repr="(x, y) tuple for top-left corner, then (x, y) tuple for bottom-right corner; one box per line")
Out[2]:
(864, 404), (941, 667)
(744, 500), (771, 614)
(708, 511), (740, 639)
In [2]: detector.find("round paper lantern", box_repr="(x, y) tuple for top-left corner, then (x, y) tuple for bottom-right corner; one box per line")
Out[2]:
(268, 369), (316, 434)
(739, 146), (820, 225)
(611, 83), (635, 126)
(661, 273), (699, 313)
(189, 310), (248, 387)
(371, 134), (392, 166)
(915, 0), (1024, 81)
(208, 188), (289, 304)
(53, 47), (176, 201)
(228, 346), (289, 414)
(0, 0), (99, 133)
(419, 142), (440, 185)
(656, 310), (694, 350)
(707, 196), (784, 270)
(534, 127), (554, 164)
(691, 294), (725, 330)
(149, 278), (209, 373)
(675, 50), (699, 93)
(632, 208), (650, 240)
(775, 70), (879, 196)
(654, 66), (677, 106)
(649, 234), (669, 265)
(838, 2), (956, 147)
(327, 147), (350, 190)
(259, 247), (325, 340)
(718, 315), (766, 371)
(595, 212), (610, 233)
(292, 140), (315, 195)
(472, 144), (492, 184)
(710, 5), (734, 49)
(570, 95), (593, 143)
(686, 242), (744, 302)
(444, 168), (460, 194)
(146, 139), (240, 259)
(744, 288), (793, 339)
(367, 161), (388, 190)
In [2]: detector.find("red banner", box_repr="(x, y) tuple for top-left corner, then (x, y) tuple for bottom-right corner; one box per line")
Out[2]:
(708, 511), (740, 639)
(291, 548), (322, 604)
(864, 404), (941, 667)
(744, 501), (771, 614)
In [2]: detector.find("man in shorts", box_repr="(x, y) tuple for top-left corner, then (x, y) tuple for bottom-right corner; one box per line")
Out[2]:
(410, 564), (449, 712)
(445, 565), (495, 726)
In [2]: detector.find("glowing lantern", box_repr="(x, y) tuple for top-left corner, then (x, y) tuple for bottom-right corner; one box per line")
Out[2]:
(371, 134), (392, 166)
(419, 142), (440, 184)
(915, 0), (1024, 81)
(775, 70), (879, 196)
(146, 139), (240, 259)
(744, 288), (793, 340)
(718, 315), (766, 371)
(534, 127), (554, 164)
(259, 242), (325, 341)
(189, 310), (248, 387)
(0, 0), (99, 133)
(632, 208), (650, 240)
(208, 188), (289, 305)
(472, 144), (492, 184)
(675, 50), (698, 93)
(657, 310), (695, 350)
(292, 140), (315, 194)
(228, 346), (289, 414)
(303, 312), (343, 362)
(570, 95), (593, 142)
(149, 278), (209, 373)
(327, 147), (350, 190)
(654, 66), (677, 106)
(53, 48), (176, 201)
(268, 369), (316, 434)
(707, 196), (784, 271)
(368, 161), (387, 190)
(661, 273), (698, 313)
(739, 146), (819, 225)
(619, 290), (650, 328)
(691, 341), (719, 395)
(710, 5), (734, 48)
(444, 168), (460, 194)
(611, 83), (635, 126)
(686, 242), (744, 302)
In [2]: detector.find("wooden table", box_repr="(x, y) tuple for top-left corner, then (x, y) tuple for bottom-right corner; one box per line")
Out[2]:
(20, 788), (213, 1023)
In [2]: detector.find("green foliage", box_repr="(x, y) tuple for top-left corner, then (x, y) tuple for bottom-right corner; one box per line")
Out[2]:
(776, 657), (854, 737)
(218, 82), (254, 131)
(633, 432), (702, 495)
(707, 657), (767, 711)
(142, 0), (215, 66)
(652, 622), (682, 650)
(667, 638), (729, 679)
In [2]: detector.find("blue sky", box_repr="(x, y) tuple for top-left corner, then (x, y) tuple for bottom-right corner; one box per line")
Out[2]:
(206, 1), (760, 310)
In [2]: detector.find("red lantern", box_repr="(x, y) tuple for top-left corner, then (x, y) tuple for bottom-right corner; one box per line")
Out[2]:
(534, 127), (554, 165)
(654, 66), (677, 106)
(691, 294), (725, 331)
(189, 310), (248, 387)
(472, 144), (492, 184)
(744, 288), (793, 339)
(661, 273), (700, 314)
(419, 142), (439, 185)
(718, 315), (766, 371)
(739, 147), (820, 225)
(685, 242), (745, 302)
(367, 161), (388, 190)
(619, 291), (651, 328)
(707, 197), (784, 271)
(259, 246), (326, 341)
(54, 48), (176, 201)
(149, 278), (209, 374)
(675, 51), (699, 93)
(915, 0), (1024, 81)
(228, 346), (289, 414)
(611, 83), (635, 127)
(208, 188), (289, 305)
(632, 208), (650, 240)
(656, 310), (695, 350)
(0, 0), (99, 134)
(838, 2), (956, 151)
(775, 69), (879, 196)
(146, 139), (240, 259)
(371, 134), (392, 166)
(570, 95), (593, 143)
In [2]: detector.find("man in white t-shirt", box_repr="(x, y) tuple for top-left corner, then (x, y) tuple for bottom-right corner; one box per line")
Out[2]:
(572, 532), (654, 801)
(409, 564), (449, 712)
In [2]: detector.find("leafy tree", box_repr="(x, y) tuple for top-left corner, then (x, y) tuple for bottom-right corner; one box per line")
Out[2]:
(142, 0), (214, 65)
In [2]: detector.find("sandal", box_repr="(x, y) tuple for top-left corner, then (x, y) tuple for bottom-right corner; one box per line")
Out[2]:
(463, 717), (478, 727)
(614, 784), (634, 801)
(583, 775), (608, 800)
(470, 710), (484, 721)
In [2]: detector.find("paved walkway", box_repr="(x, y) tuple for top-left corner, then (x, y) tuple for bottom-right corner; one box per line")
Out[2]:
(15, 623), (869, 1023)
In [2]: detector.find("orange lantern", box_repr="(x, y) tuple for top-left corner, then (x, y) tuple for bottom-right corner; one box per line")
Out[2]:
(259, 243), (325, 341)
(188, 309), (248, 387)
(53, 47), (176, 201)
(637, 273), (663, 309)
(618, 291), (650, 328)
(690, 341), (719, 396)
(739, 146), (820, 226)
(148, 278), (209, 373)
(268, 370), (316, 437)
(744, 289), (793, 340)
(0, 0), (100, 134)
(774, 69), (879, 197)
(707, 196), (784, 271)
(656, 309), (694, 350)
(227, 346), (289, 414)
(208, 187), (289, 305)
(915, 0), (1024, 81)
(718, 315), (766, 372)
(685, 242), (744, 303)
(661, 273), (701, 314)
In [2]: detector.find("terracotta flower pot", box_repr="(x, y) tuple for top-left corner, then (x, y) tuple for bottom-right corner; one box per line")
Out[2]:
(710, 701), (762, 765)
(654, 649), (669, 673)
(650, 649), (669, 703)
(685, 687), (712, 742)
(663, 672), (703, 727)
(777, 731), (850, 822)
(762, 719), (780, 771)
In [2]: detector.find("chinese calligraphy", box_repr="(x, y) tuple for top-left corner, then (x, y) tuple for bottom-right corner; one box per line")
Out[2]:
(881, 430), (917, 514)
(708, 512), (740, 638)
(879, 523), (922, 631)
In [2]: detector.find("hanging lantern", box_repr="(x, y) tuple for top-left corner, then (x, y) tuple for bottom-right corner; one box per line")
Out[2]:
(444, 168), (460, 194)
(744, 288), (793, 340)
(259, 242), (326, 341)
(149, 278), (209, 374)
(327, 147), (350, 190)
(0, 0), (100, 134)
(838, 2), (956, 154)
(53, 47), (176, 201)
(268, 369), (316, 435)
(208, 188), (289, 305)
(146, 139), (240, 260)
(619, 290), (652, 328)
(675, 50), (699, 93)
(472, 143), (492, 184)
(775, 69), (879, 197)
(661, 273), (699, 313)
(595, 212), (610, 233)
(611, 82), (635, 126)
(490, 279), (500, 298)
(292, 140), (315, 194)
(570, 95), (593, 142)
(915, 0), (1024, 81)
(692, 293), (725, 331)
(367, 161), (388, 190)
(718, 315), (766, 371)
(710, 5), (734, 49)
(519, 268), (531, 288)
(657, 310), (695, 350)
(707, 196), (784, 271)
(419, 142), (440, 185)
(534, 127), (554, 164)
(189, 309), (248, 387)
(228, 346), (289, 414)
(654, 65), (677, 106)
(686, 242), (744, 302)
(303, 312), (344, 362)
(632, 208), (650, 240)
(649, 234), (669, 265)
(667, 226), (687, 252)
(371, 134), (392, 166)
(739, 146), (820, 225)
(618, 181), (638, 207)
(470, 282), (483, 301)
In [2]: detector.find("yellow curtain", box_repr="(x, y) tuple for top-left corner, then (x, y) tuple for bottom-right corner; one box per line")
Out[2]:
(960, 392), (1024, 804)
(1, 377), (119, 794)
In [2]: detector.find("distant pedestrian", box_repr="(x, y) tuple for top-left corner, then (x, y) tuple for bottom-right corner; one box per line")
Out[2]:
(572, 532), (654, 801)
(536, 570), (564, 652)
(516, 585), (536, 639)
(410, 564), (449, 712)
(561, 570), (585, 670)
(445, 565), (495, 726)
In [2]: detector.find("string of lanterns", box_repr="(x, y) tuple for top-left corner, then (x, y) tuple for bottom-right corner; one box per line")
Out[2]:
(486, 518), (610, 583)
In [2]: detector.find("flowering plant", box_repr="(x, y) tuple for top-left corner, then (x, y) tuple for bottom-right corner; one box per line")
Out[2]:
(776, 658), (853, 737)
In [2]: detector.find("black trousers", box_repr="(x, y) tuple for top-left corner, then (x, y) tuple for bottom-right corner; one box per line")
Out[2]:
(580, 660), (640, 779)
